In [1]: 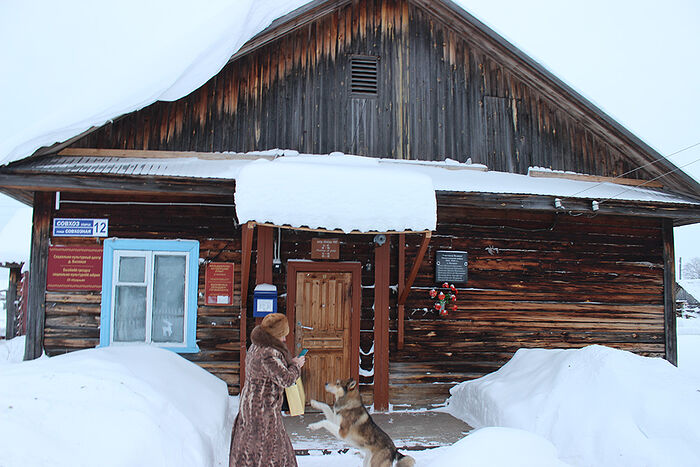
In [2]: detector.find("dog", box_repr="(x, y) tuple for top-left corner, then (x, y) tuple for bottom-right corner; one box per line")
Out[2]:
(308, 378), (415, 467)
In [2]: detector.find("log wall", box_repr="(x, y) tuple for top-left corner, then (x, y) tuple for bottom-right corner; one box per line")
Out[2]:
(40, 191), (666, 406)
(71, 0), (659, 182)
(42, 192), (244, 393)
(389, 207), (665, 407)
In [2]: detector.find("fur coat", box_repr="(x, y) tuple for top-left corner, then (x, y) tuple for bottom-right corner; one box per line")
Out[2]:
(229, 326), (301, 467)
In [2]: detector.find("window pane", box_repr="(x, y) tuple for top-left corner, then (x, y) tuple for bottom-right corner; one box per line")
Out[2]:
(114, 286), (147, 342)
(118, 256), (146, 283)
(151, 255), (186, 344)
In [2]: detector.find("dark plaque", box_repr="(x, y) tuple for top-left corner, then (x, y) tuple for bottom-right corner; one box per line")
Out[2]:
(311, 238), (340, 260)
(435, 250), (468, 284)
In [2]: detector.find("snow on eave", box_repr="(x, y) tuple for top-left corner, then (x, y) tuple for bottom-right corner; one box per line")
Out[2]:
(7, 150), (700, 207)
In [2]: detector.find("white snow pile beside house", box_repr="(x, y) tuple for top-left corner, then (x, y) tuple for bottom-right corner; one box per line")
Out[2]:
(297, 426), (570, 467)
(677, 311), (700, 380)
(446, 344), (700, 467)
(0, 0), (310, 164)
(0, 345), (233, 467)
(424, 427), (569, 467)
(235, 155), (437, 233)
(0, 336), (26, 364)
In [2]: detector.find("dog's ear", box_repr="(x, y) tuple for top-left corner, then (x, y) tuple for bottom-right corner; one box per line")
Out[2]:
(347, 379), (357, 390)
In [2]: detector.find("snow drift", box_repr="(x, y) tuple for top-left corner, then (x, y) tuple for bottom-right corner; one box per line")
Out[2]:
(446, 344), (700, 467)
(0, 344), (233, 467)
(0, 335), (26, 364)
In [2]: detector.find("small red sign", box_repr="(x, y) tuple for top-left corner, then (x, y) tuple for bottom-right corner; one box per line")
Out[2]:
(311, 238), (340, 260)
(205, 262), (235, 306)
(47, 246), (103, 291)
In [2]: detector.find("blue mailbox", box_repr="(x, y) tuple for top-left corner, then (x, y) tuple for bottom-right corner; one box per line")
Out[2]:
(253, 283), (277, 317)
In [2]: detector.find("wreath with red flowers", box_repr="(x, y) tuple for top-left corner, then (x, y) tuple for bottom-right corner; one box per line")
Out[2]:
(429, 282), (458, 316)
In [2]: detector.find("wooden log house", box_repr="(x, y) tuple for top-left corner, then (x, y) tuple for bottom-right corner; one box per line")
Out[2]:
(2, 0), (700, 409)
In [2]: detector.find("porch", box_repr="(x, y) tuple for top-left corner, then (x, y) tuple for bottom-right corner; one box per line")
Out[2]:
(284, 410), (473, 455)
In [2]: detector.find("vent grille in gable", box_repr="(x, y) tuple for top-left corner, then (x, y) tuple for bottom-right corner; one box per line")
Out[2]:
(350, 56), (378, 96)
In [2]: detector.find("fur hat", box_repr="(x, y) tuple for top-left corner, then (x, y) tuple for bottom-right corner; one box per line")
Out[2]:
(261, 313), (290, 339)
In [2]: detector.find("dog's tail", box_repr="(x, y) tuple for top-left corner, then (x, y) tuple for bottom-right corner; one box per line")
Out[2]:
(395, 451), (415, 467)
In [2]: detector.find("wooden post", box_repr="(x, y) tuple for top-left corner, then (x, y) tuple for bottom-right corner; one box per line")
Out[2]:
(374, 239), (390, 411)
(255, 225), (274, 326)
(239, 222), (255, 385)
(255, 225), (274, 284)
(397, 234), (405, 350)
(5, 265), (22, 339)
(662, 219), (677, 366)
(24, 192), (52, 360)
(397, 232), (432, 305)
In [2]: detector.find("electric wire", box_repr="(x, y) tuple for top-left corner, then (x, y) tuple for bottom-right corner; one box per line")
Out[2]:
(567, 141), (700, 198)
(598, 155), (700, 205)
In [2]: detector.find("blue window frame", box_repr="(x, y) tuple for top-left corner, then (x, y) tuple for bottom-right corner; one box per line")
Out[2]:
(100, 238), (200, 353)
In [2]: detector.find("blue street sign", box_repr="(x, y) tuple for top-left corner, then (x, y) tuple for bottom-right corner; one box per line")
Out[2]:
(53, 218), (109, 237)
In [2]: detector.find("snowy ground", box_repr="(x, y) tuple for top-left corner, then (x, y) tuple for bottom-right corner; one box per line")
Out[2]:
(1, 314), (699, 466)
(0, 343), (233, 467)
(677, 307), (700, 379)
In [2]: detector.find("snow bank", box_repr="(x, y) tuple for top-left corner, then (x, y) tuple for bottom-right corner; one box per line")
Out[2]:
(0, 345), (232, 467)
(235, 155), (437, 233)
(0, 335), (25, 363)
(0, 0), (310, 164)
(678, 312), (700, 380)
(297, 427), (569, 467)
(446, 345), (700, 467)
(678, 308), (700, 336)
(425, 427), (569, 467)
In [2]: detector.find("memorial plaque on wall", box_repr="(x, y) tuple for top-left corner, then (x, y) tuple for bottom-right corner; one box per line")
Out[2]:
(435, 250), (468, 284)
(205, 262), (235, 306)
(311, 238), (339, 260)
(47, 246), (103, 291)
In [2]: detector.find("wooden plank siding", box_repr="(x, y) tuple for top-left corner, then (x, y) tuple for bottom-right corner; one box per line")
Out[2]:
(70, 0), (656, 184)
(388, 207), (665, 407)
(41, 192), (245, 394)
(37, 189), (667, 406)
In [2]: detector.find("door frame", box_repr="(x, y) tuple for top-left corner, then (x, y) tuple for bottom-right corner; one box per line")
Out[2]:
(286, 260), (361, 384)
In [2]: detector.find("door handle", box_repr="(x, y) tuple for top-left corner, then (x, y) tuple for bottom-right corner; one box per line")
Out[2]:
(299, 325), (314, 330)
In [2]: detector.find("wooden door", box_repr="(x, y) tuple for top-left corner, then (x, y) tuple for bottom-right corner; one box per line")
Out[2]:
(294, 271), (352, 405)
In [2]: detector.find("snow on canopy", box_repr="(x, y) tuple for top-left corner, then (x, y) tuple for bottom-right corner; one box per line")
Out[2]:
(0, 0), (311, 165)
(234, 154), (437, 233)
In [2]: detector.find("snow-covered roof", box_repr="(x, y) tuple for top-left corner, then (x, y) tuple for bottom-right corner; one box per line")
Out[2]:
(234, 156), (437, 233)
(678, 279), (700, 302)
(0, 0), (310, 166)
(11, 150), (699, 207)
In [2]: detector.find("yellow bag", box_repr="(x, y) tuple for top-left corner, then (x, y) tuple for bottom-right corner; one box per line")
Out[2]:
(284, 376), (306, 416)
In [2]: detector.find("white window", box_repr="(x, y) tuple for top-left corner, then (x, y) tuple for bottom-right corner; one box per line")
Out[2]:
(100, 239), (199, 352)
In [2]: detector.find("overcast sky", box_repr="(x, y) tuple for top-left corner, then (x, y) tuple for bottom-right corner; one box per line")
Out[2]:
(1, 0), (699, 288)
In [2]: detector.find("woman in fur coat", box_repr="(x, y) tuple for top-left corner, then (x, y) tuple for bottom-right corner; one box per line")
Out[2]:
(229, 313), (306, 466)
